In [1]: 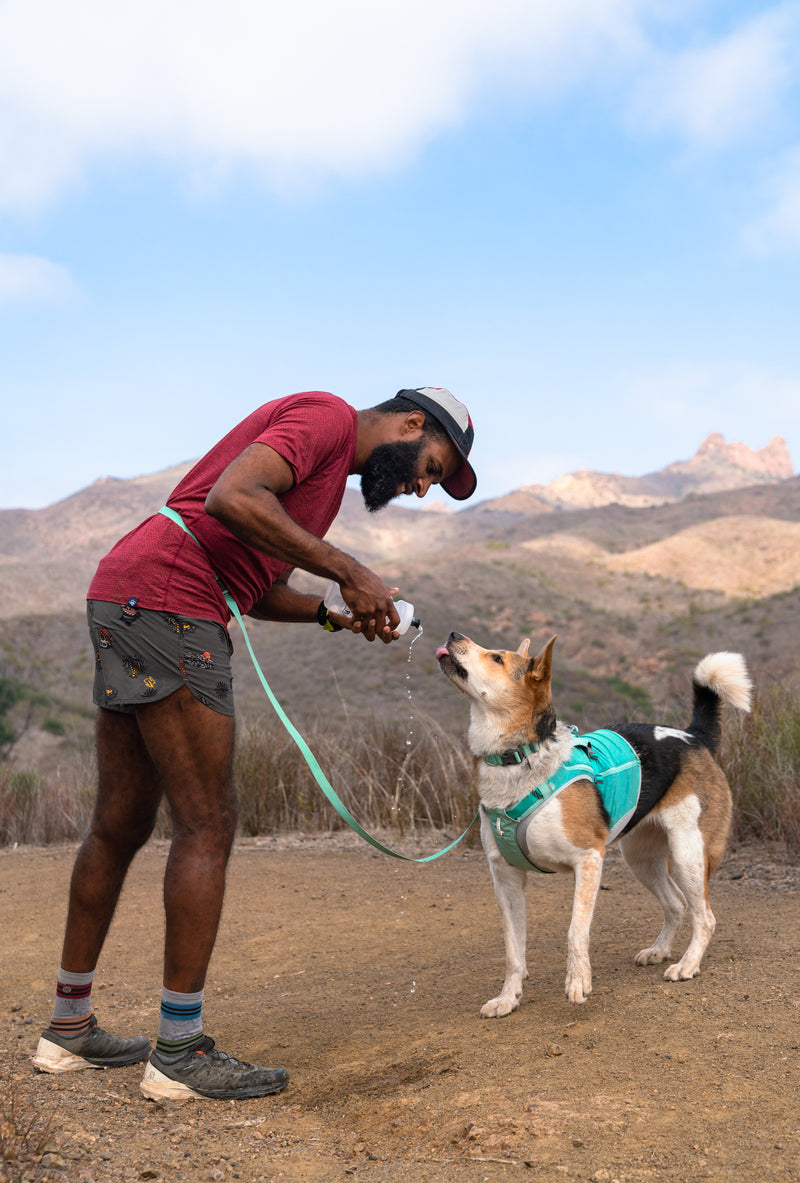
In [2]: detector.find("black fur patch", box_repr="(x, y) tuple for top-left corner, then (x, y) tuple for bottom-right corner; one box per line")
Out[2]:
(688, 683), (723, 754)
(612, 723), (699, 835)
(535, 703), (557, 744)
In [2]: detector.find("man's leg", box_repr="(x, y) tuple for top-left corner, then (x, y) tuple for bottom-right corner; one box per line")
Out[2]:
(61, 708), (165, 969)
(133, 685), (237, 994)
(131, 686), (288, 1101)
(32, 708), (163, 1072)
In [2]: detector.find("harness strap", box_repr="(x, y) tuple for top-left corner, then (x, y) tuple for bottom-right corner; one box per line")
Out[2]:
(504, 758), (595, 820)
(157, 506), (477, 863)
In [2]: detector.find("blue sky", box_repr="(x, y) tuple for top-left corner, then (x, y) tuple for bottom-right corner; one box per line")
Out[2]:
(2, 0), (800, 510)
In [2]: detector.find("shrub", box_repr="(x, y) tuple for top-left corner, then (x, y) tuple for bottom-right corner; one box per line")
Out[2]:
(40, 717), (66, 737)
(0, 757), (96, 848)
(721, 683), (800, 855)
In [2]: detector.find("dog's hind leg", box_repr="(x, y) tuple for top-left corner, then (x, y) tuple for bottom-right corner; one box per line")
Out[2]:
(658, 797), (716, 980)
(480, 816), (529, 1018)
(565, 849), (604, 1003)
(620, 821), (687, 966)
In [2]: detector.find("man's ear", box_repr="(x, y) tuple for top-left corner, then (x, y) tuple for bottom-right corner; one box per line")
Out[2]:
(400, 409), (426, 437)
(528, 635), (557, 683)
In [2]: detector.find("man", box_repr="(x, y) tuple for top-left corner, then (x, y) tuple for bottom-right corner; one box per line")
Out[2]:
(32, 386), (476, 1102)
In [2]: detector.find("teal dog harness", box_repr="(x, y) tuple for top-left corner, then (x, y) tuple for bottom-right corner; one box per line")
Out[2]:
(484, 729), (641, 873)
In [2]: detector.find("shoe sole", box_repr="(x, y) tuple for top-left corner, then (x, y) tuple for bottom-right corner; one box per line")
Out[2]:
(32, 1035), (151, 1073)
(140, 1060), (289, 1102)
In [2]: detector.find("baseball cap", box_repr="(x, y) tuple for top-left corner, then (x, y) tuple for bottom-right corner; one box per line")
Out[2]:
(396, 387), (477, 500)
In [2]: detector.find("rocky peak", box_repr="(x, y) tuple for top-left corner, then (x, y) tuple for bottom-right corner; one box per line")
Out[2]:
(691, 433), (793, 479)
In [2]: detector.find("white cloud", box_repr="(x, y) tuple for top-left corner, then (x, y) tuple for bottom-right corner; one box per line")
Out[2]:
(0, 253), (75, 304)
(0, 0), (662, 212)
(1, 2), (798, 216)
(630, 4), (800, 149)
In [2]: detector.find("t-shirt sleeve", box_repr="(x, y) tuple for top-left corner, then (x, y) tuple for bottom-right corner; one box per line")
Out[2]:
(254, 395), (353, 486)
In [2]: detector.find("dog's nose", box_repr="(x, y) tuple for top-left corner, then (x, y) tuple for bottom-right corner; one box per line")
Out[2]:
(448, 631), (464, 643)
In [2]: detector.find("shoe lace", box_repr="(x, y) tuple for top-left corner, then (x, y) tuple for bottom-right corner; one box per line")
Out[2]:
(204, 1044), (252, 1071)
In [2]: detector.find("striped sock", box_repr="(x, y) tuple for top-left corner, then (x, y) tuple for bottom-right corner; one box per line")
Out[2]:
(49, 968), (94, 1038)
(155, 987), (204, 1060)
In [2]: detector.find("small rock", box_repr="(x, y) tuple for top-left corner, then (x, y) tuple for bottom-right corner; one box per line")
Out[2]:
(41, 1152), (67, 1169)
(545, 1044), (564, 1057)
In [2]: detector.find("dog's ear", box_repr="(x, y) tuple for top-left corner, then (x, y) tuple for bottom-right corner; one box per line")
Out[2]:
(528, 635), (557, 683)
(516, 638), (531, 657)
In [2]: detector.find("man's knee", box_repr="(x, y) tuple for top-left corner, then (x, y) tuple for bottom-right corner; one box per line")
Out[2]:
(170, 788), (237, 852)
(91, 806), (160, 857)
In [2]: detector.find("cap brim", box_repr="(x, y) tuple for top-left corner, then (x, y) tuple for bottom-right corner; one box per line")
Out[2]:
(442, 458), (477, 501)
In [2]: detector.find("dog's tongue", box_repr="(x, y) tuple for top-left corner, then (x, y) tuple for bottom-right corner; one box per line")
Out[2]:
(435, 647), (449, 659)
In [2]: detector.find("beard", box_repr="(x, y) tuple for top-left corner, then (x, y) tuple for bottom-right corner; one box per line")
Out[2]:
(360, 439), (424, 514)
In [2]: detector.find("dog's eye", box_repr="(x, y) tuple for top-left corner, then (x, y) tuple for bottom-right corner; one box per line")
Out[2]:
(492, 654), (504, 665)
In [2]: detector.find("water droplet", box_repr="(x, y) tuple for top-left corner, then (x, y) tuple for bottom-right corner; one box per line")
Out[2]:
(398, 625), (423, 794)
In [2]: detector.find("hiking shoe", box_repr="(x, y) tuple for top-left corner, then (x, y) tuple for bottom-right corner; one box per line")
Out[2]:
(140, 1036), (289, 1101)
(32, 1015), (152, 1073)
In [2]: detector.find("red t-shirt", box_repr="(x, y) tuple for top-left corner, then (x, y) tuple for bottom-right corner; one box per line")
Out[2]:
(88, 392), (358, 624)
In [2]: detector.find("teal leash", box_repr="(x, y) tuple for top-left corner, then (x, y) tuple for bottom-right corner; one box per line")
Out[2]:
(158, 506), (477, 863)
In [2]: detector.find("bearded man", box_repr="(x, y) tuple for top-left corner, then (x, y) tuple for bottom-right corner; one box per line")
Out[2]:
(32, 387), (476, 1102)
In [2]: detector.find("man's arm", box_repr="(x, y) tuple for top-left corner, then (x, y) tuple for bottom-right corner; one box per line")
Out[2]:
(246, 573), (318, 622)
(205, 441), (400, 639)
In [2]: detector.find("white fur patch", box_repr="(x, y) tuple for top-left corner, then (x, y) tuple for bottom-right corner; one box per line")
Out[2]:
(654, 726), (692, 743)
(693, 652), (752, 713)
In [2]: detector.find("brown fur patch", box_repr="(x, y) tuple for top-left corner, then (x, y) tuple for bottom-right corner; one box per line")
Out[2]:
(557, 780), (609, 852)
(649, 748), (732, 875)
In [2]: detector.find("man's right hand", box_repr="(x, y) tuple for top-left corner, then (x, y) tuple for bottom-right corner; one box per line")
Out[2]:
(336, 572), (401, 643)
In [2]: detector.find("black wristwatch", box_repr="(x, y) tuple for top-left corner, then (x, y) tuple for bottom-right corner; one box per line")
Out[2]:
(317, 600), (343, 632)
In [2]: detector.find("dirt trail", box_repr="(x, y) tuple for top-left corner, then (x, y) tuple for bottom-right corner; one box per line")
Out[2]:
(1, 836), (799, 1183)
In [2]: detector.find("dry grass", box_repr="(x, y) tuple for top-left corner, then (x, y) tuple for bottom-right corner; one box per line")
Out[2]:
(1, 697), (797, 855)
(233, 713), (478, 839)
(0, 1064), (60, 1183)
(0, 754), (97, 848)
(0, 715), (478, 849)
(722, 682), (800, 855)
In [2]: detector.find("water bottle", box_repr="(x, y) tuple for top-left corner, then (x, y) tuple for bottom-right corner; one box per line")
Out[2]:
(323, 581), (420, 635)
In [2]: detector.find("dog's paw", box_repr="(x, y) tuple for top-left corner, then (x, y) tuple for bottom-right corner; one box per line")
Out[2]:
(664, 959), (701, 981)
(565, 975), (592, 1005)
(480, 994), (520, 1018)
(635, 945), (670, 966)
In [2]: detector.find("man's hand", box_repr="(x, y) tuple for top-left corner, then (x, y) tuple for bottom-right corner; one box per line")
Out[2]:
(334, 577), (401, 643)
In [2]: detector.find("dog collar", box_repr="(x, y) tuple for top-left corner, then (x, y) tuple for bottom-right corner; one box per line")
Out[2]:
(484, 741), (540, 767)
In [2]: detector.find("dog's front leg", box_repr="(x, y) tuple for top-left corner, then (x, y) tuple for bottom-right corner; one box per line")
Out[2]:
(565, 849), (604, 1004)
(481, 816), (528, 1018)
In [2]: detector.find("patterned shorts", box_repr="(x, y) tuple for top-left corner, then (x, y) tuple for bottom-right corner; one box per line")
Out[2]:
(87, 599), (235, 716)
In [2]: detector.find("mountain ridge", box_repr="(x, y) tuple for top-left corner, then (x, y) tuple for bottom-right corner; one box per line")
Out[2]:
(1, 433), (793, 569)
(2, 432), (799, 775)
(514, 432), (793, 511)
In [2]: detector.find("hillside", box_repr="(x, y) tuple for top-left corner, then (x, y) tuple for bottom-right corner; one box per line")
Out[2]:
(1, 435), (799, 776)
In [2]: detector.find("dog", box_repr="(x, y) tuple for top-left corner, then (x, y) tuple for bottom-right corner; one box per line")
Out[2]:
(435, 632), (751, 1015)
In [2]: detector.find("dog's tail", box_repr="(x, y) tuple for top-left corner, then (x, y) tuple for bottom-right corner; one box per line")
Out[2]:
(688, 652), (752, 755)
